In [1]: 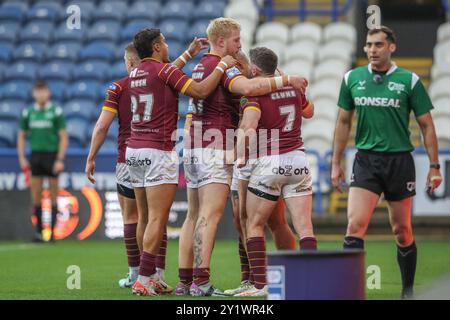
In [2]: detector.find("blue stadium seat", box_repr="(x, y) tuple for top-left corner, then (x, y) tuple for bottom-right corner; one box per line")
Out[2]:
(13, 42), (46, 62)
(160, 1), (193, 21)
(0, 121), (16, 148)
(86, 21), (121, 42)
(194, 1), (226, 20)
(1, 1), (29, 12)
(38, 62), (73, 81)
(27, 2), (62, 23)
(79, 41), (116, 62)
(53, 21), (85, 42)
(65, 1), (95, 23)
(121, 20), (155, 42)
(0, 100), (25, 121)
(4, 62), (39, 81)
(101, 138), (117, 150)
(106, 120), (119, 140)
(110, 60), (127, 80)
(67, 118), (88, 148)
(92, 1), (127, 22)
(0, 6), (24, 22)
(187, 20), (209, 41)
(0, 43), (12, 62)
(67, 80), (100, 100)
(160, 19), (188, 42)
(20, 21), (53, 43)
(0, 22), (20, 43)
(46, 42), (81, 61)
(46, 80), (67, 102)
(72, 61), (111, 81)
(63, 99), (93, 121)
(126, 1), (160, 22)
(178, 95), (190, 117)
(167, 40), (184, 61)
(184, 57), (201, 77)
(2, 81), (32, 101)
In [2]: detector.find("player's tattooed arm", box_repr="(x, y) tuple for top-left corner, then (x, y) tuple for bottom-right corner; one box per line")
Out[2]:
(193, 217), (207, 267)
(172, 37), (209, 69)
(184, 55), (238, 99)
(230, 74), (308, 96)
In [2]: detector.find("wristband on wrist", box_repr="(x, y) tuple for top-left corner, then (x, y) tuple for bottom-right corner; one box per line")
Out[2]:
(215, 66), (225, 73)
(184, 50), (192, 59)
(430, 163), (440, 170)
(219, 61), (228, 69)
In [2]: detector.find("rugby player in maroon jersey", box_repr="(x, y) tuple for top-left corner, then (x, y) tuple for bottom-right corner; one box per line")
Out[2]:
(126, 28), (237, 296)
(85, 36), (217, 294)
(179, 17), (309, 297)
(234, 47), (317, 296)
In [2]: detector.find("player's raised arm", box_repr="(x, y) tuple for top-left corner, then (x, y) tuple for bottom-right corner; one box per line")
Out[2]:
(183, 55), (238, 99)
(172, 37), (209, 69)
(230, 74), (308, 97)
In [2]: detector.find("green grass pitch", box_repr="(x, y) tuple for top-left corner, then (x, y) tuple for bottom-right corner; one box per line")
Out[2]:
(1, 240), (449, 300)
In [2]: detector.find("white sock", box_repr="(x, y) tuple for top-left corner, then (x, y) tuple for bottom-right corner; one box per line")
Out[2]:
(129, 267), (139, 280)
(156, 268), (165, 280)
(137, 275), (150, 287)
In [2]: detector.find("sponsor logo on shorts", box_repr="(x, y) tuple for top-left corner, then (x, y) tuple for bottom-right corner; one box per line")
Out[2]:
(146, 176), (163, 184)
(406, 181), (416, 192)
(272, 166), (309, 176)
(126, 157), (152, 167)
(257, 182), (278, 191)
(294, 185), (312, 193)
(183, 156), (199, 164)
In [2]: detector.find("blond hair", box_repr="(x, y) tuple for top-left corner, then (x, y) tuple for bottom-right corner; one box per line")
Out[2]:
(207, 17), (241, 44)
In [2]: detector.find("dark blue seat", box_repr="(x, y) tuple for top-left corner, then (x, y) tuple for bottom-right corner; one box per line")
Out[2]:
(126, 1), (160, 22)
(63, 99), (93, 121)
(4, 62), (39, 81)
(160, 19), (188, 42)
(0, 100), (25, 121)
(27, 2), (62, 23)
(72, 61), (111, 81)
(167, 40), (184, 61)
(92, 1), (127, 22)
(46, 80), (67, 102)
(110, 60), (127, 80)
(13, 42), (47, 62)
(184, 57), (201, 77)
(121, 20), (155, 42)
(39, 62), (73, 81)
(0, 6), (24, 22)
(67, 118), (89, 148)
(53, 21), (85, 42)
(187, 20), (209, 41)
(194, 1), (226, 20)
(160, 1), (193, 21)
(106, 121), (119, 140)
(65, 1), (95, 23)
(0, 21), (20, 43)
(46, 42), (81, 61)
(20, 21), (53, 43)
(67, 80), (100, 100)
(86, 21), (121, 42)
(2, 81), (32, 101)
(101, 138), (117, 151)
(0, 43), (12, 62)
(79, 41), (116, 62)
(0, 121), (16, 148)
(1, 2), (29, 12)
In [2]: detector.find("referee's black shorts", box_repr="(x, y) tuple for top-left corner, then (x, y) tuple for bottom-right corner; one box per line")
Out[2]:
(350, 149), (416, 201)
(29, 151), (59, 177)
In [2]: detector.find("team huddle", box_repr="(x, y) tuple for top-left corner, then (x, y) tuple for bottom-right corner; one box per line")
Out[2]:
(85, 18), (442, 299)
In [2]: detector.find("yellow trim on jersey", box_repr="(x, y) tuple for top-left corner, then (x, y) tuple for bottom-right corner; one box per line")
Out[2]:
(102, 106), (118, 113)
(106, 99), (118, 105)
(228, 75), (244, 92)
(165, 68), (177, 84)
(303, 102), (312, 111)
(243, 106), (261, 113)
(181, 78), (193, 94)
(186, 113), (193, 118)
(113, 82), (122, 91)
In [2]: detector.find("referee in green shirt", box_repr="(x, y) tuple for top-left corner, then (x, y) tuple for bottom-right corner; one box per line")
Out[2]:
(331, 26), (442, 299)
(17, 80), (68, 243)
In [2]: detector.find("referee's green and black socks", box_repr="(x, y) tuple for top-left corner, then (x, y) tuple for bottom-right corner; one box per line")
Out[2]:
(397, 242), (417, 299)
(343, 236), (364, 249)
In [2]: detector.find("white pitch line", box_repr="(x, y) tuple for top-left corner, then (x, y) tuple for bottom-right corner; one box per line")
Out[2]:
(0, 243), (45, 253)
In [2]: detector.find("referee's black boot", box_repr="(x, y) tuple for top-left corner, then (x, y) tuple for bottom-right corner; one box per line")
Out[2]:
(32, 232), (44, 244)
(401, 287), (414, 300)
